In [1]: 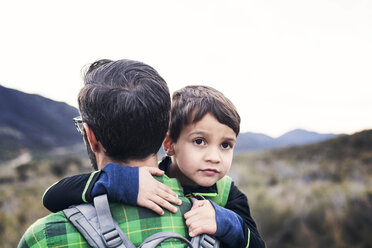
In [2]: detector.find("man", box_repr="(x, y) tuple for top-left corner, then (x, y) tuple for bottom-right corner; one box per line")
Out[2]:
(18, 59), (192, 247)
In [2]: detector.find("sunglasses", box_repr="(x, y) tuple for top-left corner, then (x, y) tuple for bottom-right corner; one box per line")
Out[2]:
(73, 116), (84, 135)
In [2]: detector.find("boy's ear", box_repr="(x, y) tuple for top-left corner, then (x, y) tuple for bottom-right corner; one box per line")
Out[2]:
(162, 134), (175, 156)
(83, 123), (100, 153)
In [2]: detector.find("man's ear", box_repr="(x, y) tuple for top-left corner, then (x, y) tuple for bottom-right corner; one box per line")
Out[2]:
(83, 123), (100, 153)
(162, 134), (175, 156)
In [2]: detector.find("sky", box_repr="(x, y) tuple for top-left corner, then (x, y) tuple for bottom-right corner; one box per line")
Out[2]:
(0, 0), (371, 137)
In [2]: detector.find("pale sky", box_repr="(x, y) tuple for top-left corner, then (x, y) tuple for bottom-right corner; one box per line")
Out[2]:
(0, 0), (371, 137)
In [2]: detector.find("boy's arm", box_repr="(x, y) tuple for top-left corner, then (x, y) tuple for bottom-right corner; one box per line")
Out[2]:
(92, 163), (181, 215)
(184, 182), (266, 248)
(43, 172), (100, 212)
(43, 164), (181, 215)
(224, 182), (266, 248)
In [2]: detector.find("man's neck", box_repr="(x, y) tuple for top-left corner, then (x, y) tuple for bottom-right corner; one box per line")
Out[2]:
(97, 154), (158, 170)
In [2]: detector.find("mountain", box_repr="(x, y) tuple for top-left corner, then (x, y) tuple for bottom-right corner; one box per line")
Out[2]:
(0, 84), (340, 159)
(0, 85), (82, 160)
(235, 132), (274, 151)
(273, 129), (337, 147)
(235, 129), (339, 152)
(269, 129), (372, 162)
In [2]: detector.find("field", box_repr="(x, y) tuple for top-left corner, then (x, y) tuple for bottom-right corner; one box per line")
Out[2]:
(1, 130), (372, 247)
(231, 150), (372, 248)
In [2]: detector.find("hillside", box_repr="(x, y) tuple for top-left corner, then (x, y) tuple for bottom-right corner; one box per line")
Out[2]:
(235, 128), (338, 152)
(0, 85), (341, 161)
(231, 129), (372, 247)
(268, 129), (372, 163)
(0, 85), (82, 160)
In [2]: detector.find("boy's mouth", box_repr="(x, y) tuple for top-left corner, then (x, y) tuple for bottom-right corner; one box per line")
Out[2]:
(200, 168), (219, 176)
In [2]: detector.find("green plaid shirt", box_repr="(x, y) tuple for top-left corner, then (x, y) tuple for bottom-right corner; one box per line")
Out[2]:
(18, 175), (192, 248)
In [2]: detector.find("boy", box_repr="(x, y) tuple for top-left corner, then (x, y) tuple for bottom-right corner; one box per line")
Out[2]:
(43, 86), (265, 248)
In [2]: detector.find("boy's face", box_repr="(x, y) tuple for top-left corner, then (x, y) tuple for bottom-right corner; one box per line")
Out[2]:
(167, 113), (236, 187)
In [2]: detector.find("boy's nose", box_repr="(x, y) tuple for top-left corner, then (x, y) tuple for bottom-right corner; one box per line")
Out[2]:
(204, 146), (221, 164)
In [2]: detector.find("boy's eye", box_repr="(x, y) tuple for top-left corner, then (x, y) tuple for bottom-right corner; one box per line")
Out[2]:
(221, 142), (232, 149)
(193, 138), (205, 146)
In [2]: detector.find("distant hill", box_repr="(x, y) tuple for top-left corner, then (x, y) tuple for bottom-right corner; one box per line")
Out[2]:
(0, 85), (82, 160)
(0, 84), (341, 159)
(268, 129), (372, 163)
(235, 132), (274, 151)
(235, 129), (338, 152)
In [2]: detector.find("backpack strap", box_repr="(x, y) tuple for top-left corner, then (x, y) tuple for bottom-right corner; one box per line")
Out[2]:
(188, 196), (220, 248)
(94, 194), (136, 248)
(139, 232), (193, 248)
(64, 207), (104, 248)
(63, 194), (135, 248)
(190, 234), (220, 248)
(64, 194), (220, 248)
(138, 231), (220, 248)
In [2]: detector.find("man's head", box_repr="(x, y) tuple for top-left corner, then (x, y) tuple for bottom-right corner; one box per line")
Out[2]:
(78, 59), (170, 169)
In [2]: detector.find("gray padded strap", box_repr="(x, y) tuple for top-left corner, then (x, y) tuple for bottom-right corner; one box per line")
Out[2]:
(94, 194), (135, 248)
(64, 194), (220, 248)
(189, 196), (220, 248)
(64, 194), (135, 248)
(64, 207), (104, 248)
(190, 234), (220, 248)
(139, 231), (193, 248)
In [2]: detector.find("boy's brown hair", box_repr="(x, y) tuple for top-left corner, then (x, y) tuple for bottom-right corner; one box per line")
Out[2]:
(168, 85), (240, 142)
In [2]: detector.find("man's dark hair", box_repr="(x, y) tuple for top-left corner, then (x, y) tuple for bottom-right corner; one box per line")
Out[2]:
(168, 85), (240, 142)
(78, 59), (170, 168)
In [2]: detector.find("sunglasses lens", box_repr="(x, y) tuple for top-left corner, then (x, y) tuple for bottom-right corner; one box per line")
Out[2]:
(73, 117), (84, 135)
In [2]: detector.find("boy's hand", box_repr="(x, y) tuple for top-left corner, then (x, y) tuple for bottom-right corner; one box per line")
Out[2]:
(137, 167), (182, 215)
(184, 200), (217, 237)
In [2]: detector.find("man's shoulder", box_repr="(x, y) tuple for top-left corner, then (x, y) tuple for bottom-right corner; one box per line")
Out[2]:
(19, 200), (192, 248)
(108, 199), (190, 247)
(18, 211), (89, 248)
(154, 174), (184, 195)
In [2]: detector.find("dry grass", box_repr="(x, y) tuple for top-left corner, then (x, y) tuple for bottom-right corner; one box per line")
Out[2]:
(0, 154), (91, 248)
(231, 151), (372, 248)
(2, 132), (372, 247)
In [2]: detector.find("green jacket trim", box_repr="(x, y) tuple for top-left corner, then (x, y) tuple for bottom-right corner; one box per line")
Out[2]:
(246, 228), (251, 248)
(82, 170), (100, 203)
(195, 176), (232, 207)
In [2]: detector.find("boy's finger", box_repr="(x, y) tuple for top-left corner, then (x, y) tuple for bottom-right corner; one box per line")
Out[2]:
(184, 208), (198, 220)
(143, 200), (164, 216)
(191, 199), (204, 210)
(188, 221), (213, 237)
(158, 190), (182, 206)
(158, 182), (179, 198)
(147, 167), (165, 176)
(152, 195), (178, 213)
(157, 186), (181, 205)
(186, 218), (199, 232)
(189, 226), (204, 237)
